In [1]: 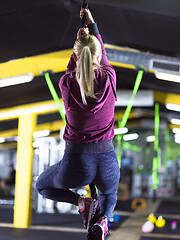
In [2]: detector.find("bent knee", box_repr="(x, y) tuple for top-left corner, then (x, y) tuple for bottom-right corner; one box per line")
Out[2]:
(35, 177), (43, 194)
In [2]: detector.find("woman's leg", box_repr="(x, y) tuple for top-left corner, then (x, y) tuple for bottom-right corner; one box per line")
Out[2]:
(36, 152), (95, 206)
(36, 151), (100, 229)
(94, 150), (120, 218)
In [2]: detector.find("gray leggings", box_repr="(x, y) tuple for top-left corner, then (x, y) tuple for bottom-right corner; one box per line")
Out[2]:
(36, 140), (120, 218)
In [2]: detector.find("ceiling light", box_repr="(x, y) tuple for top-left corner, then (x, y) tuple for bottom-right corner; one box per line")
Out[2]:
(172, 128), (180, 134)
(155, 72), (180, 83)
(146, 135), (155, 142)
(0, 73), (34, 88)
(174, 133), (180, 144)
(175, 133), (180, 140)
(166, 103), (180, 112)
(33, 130), (50, 138)
(0, 137), (5, 143)
(170, 118), (180, 125)
(123, 133), (139, 141)
(114, 127), (128, 135)
(175, 139), (180, 144)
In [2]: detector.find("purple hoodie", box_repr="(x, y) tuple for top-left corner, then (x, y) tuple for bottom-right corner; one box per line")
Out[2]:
(59, 24), (116, 143)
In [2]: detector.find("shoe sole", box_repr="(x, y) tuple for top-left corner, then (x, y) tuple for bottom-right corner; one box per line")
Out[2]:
(87, 200), (97, 230)
(89, 225), (103, 240)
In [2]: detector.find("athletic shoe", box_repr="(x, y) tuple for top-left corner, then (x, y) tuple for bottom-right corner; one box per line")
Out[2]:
(78, 197), (99, 230)
(88, 216), (109, 240)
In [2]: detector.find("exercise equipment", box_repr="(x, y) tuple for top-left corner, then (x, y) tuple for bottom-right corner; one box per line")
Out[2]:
(123, 141), (142, 152)
(117, 69), (144, 167)
(171, 220), (177, 230)
(155, 216), (166, 228)
(142, 221), (154, 233)
(152, 103), (161, 201)
(44, 71), (66, 122)
(113, 214), (121, 222)
(164, 128), (169, 172)
(108, 213), (121, 229)
(147, 213), (156, 224)
(117, 183), (129, 200)
(131, 198), (147, 210)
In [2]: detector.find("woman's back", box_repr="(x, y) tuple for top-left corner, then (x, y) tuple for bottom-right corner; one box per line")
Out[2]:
(59, 33), (116, 143)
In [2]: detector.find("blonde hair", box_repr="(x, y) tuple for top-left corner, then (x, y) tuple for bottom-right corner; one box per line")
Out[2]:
(73, 34), (102, 104)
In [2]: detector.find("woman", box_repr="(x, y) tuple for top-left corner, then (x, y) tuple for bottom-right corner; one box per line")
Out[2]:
(36, 8), (120, 240)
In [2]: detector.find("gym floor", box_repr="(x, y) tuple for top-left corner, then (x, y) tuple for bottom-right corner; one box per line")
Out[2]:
(0, 198), (180, 240)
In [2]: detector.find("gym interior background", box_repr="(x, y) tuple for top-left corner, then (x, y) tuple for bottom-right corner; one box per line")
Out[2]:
(0, 0), (180, 239)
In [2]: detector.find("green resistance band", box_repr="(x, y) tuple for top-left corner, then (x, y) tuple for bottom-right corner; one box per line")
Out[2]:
(117, 70), (144, 167)
(164, 128), (169, 172)
(116, 134), (122, 167)
(145, 145), (150, 164)
(152, 103), (160, 190)
(119, 70), (144, 129)
(45, 73), (66, 123)
(152, 157), (159, 190)
(155, 103), (161, 169)
(154, 103), (159, 150)
(123, 142), (142, 152)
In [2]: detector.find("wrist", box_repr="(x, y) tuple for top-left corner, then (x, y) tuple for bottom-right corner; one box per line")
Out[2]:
(87, 19), (95, 25)
(88, 23), (99, 35)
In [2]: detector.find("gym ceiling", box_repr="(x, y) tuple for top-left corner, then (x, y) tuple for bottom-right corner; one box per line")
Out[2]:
(0, 0), (180, 141)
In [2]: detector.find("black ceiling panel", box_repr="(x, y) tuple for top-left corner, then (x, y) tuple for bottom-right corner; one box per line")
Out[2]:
(1, 0), (180, 63)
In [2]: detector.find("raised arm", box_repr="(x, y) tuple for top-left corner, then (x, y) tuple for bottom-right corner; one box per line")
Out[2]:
(80, 8), (109, 66)
(66, 24), (90, 72)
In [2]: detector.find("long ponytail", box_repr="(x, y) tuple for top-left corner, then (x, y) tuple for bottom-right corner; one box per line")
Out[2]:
(73, 34), (102, 105)
(77, 46), (94, 104)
